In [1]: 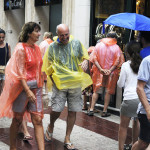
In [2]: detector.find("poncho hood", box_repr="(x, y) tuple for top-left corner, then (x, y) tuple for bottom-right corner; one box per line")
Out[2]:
(101, 38), (117, 46)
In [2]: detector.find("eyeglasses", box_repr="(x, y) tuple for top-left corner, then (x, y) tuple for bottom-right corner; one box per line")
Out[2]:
(0, 37), (5, 39)
(59, 33), (69, 38)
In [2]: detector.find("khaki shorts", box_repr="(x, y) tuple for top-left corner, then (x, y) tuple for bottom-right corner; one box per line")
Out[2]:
(51, 85), (83, 112)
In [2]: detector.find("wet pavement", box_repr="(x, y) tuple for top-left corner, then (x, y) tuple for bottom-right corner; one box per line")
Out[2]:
(0, 105), (133, 150)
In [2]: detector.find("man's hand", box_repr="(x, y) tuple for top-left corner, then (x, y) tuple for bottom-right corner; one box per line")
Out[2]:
(79, 60), (88, 72)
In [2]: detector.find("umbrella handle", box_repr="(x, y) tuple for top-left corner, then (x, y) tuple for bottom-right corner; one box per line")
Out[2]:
(129, 30), (132, 42)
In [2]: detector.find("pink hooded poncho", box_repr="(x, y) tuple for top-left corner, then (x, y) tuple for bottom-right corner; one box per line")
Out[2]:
(90, 38), (121, 94)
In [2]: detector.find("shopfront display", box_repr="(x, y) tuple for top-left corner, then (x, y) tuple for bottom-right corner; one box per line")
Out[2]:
(4, 0), (25, 10)
(90, 0), (150, 110)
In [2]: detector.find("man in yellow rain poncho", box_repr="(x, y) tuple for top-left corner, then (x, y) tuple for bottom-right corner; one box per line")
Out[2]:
(42, 24), (92, 150)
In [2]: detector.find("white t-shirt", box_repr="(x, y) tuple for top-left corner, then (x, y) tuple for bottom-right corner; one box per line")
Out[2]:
(117, 60), (138, 100)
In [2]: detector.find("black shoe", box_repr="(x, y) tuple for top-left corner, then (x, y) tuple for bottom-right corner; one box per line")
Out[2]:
(87, 111), (94, 116)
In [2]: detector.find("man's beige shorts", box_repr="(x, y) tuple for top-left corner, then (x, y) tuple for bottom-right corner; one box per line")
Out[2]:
(51, 85), (83, 112)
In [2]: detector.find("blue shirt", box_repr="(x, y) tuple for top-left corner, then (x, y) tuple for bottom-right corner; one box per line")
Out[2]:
(137, 55), (150, 114)
(140, 46), (150, 59)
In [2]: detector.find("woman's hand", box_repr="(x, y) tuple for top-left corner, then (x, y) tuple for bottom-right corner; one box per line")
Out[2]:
(26, 89), (36, 103)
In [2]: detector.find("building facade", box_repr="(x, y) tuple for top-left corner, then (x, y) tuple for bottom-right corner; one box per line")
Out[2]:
(0, 0), (91, 50)
(1, 0), (150, 111)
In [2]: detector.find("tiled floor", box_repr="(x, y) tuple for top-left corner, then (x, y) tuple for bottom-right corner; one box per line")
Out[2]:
(0, 106), (133, 150)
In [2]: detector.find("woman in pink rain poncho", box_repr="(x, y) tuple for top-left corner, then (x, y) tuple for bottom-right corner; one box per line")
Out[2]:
(0, 22), (45, 150)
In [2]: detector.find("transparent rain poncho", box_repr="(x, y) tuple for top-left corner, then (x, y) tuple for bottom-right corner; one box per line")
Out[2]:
(0, 43), (43, 122)
(42, 35), (93, 90)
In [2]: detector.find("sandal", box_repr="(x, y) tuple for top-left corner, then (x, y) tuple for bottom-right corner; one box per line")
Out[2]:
(94, 109), (101, 113)
(64, 143), (75, 150)
(101, 112), (111, 117)
(124, 144), (132, 150)
(87, 111), (94, 116)
(45, 127), (53, 142)
(23, 135), (33, 141)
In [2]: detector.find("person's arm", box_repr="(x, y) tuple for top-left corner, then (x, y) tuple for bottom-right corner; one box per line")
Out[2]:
(94, 60), (106, 75)
(117, 63), (126, 88)
(8, 44), (11, 59)
(106, 48), (121, 75)
(16, 47), (36, 103)
(21, 79), (36, 103)
(137, 80), (150, 121)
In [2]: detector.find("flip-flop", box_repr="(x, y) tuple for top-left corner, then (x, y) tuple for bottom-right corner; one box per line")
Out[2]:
(64, 143), (75, 150)
(23, 135), (33, 141)
(45, 127), (53, 142)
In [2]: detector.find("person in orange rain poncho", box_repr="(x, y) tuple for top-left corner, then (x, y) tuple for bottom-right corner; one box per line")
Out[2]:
(42, 24), (92, 150)
(39, 32), (53, 58)
(87, 31), (121, 117)
(39, 32), (53, 94)
(0, 22), (45, 150)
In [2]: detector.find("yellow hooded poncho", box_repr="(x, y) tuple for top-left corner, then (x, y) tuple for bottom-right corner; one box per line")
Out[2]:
(42, 35), (92, 90)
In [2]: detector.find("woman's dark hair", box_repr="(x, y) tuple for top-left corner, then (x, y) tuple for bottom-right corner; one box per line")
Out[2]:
(125, 41), (142, 74)
(0, 28), (6, 35)
(18, 22), (41, 42)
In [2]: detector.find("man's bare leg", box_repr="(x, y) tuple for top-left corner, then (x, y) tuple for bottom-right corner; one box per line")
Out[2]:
(103, 91), (111, 112)
(64, 111), (76, 149)
(45, 111), (61, 141)
(89, 92), (99, 111)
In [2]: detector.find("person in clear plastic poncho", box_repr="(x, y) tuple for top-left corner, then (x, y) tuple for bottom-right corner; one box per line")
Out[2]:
(42, 24), (92, 150)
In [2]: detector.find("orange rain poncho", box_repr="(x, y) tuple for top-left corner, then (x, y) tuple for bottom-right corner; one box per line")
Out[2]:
(90, 38), (121, 94)
(42, 35), (93, 90)
(0, 43), (43, 122)
(39, 38), (53, 58)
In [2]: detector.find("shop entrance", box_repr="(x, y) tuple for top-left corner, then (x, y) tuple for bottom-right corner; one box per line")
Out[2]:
(49, 0), (62, 36)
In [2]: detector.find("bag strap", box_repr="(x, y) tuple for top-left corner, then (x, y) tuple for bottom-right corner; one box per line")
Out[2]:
(4, 43), (7, 66)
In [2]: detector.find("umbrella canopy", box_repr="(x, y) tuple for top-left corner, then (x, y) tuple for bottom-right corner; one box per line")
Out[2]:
(103, 12), (150, 33)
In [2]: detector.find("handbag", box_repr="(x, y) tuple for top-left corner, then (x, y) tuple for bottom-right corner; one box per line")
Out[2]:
(0, 45), (7, 74)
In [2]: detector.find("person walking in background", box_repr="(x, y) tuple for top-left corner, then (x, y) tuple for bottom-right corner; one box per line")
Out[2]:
(39, 32), (53, 95)
(0, 22), (44, 150)
(39, 32), (53, 58)
(132, 31), (150, 150)
(0, 28), (11, 94)
(117, 41), (141, 150)
(82, 46), (94, 111)
(87, 31), (121, 117)
(42, 24), (92, 150)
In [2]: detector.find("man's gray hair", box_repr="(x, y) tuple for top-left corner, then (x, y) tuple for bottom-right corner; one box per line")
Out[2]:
(56, 24), (69, 34)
